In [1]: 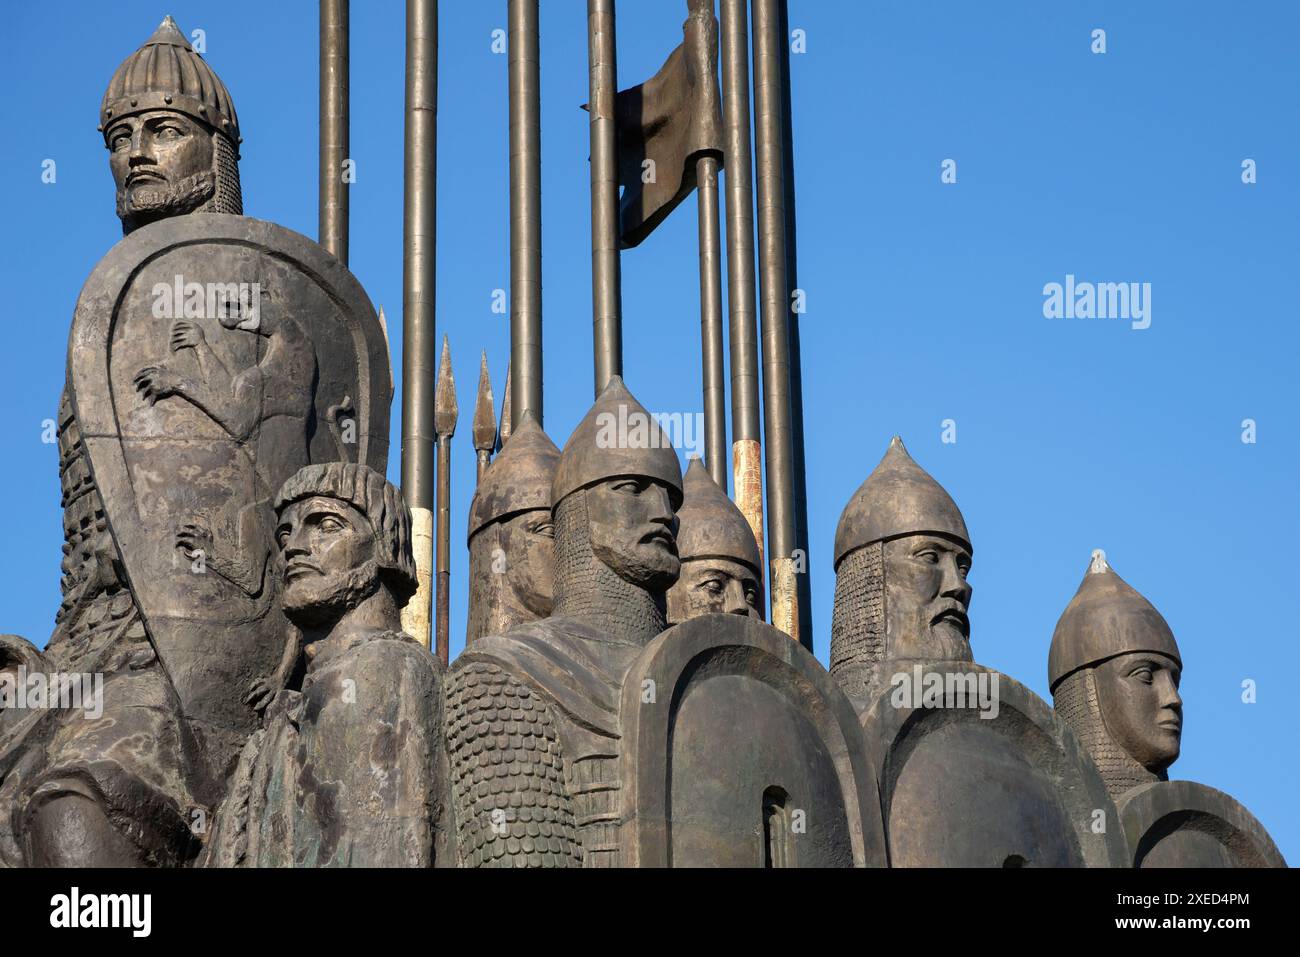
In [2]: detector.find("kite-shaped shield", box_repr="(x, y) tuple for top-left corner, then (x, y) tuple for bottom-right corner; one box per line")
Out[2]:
(861, 661), (1130, 867)
(1117, 780), (1285, 867)
(619, 614), (886, 867)
(67, 214), (391, 765)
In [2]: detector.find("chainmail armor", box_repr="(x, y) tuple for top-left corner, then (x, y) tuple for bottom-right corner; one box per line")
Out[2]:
(829, 541), (885, 701)
(1053, 667), (1160, 800)
(551, 490), (667, 645)
(445, 661), (582, 867)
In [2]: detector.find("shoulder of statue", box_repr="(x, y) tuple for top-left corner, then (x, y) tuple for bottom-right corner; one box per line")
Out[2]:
(454, 623), (619, 733)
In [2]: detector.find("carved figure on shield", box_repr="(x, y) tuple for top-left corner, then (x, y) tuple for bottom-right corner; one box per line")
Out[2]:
(1049, 550), (1284, 866)
(203, 464), (448, 867)
(446, 377), (682, 867)
(830, 437), (1127, 867)
(0, 18), (391, 867)
(665, 457), (762, 624)
(465, 411), (559, 644)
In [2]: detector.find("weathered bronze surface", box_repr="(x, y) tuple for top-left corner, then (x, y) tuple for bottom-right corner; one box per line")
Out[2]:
(666, 457), (762, 624)
(831, 438), (1126, 867)
(1117, 781), (1286, 868)
(0, 18), (390, 868)
(1049, 550), (1183, 798)
(204, 464), (446, 867)
(465, 411), (559, 644)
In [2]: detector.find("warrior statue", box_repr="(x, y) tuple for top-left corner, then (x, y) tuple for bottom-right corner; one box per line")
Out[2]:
(829, 436), (973, 709)
(665, 457), (762, 624)
(203, 464), (448, 868)
(1048, 549), (1183, 800)
(465, 411), (560, 644)
(830, 438), (1127, 867)
(0, 18), (391, 867)
(1048, 549), (1284, 866)
(446, 376), (682, 867)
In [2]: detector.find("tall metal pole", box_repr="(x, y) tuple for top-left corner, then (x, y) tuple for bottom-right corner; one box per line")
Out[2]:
(319, 0), (349, 263)
(697, 154), (727, 490)
(509, 0), (544, 428)
(400, 0), (437, 650)
(720, 0), (764, 571)
(587, 0), (622, 394)
(776, 0), (812, 650)
(752, 0), (802, 647)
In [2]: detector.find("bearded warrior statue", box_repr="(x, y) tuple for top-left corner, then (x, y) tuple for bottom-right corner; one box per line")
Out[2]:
(830, 438), (1126, 867)
(665, 457), (762, 624)
(0, 18), (390, 867)
(465, 411), (560, 644)
(446, 377), (682, 867)
(1049, 550), (1184, 800)
(829, 436), (974, 709)
(204, 464), (448, 868)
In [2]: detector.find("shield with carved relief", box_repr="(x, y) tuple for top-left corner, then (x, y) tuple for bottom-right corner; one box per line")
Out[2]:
(68, 214), (391, 768)
(619, 614), (886, 867)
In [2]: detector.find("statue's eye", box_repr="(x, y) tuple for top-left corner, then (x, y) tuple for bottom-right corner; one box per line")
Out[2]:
(110, 131), (131, 151)
(700, 578), (724, 595)
(915, 549), (939, 564)
(612, 480), (640, 494)
(317, 515), (346, 533)
(156, 126), (184, 140)
(1130, 667), (1154, 684)
(530, 521), (554, 539)
(745, 588), (759, 606)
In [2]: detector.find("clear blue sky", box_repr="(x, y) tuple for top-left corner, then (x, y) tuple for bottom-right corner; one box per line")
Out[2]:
(2, 1), (1295, 862)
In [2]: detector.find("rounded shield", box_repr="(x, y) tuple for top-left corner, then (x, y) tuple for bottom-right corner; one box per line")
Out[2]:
(1117, 780), (1286, 867)
(862, 661), (1130, 867)
(67, 214), (391, 762)
(619, 614), (886, 867)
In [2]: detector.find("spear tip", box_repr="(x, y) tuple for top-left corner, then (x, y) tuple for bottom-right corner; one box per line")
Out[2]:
(472, 350), (497, 451)
(498, 360), (514, 451)
(435, 335), (458, 437)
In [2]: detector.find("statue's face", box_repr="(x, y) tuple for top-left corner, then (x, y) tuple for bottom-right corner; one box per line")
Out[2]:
(497, 507), (555, 618)
(666, 557), (762, 623)
(276, 495), (379, 625)
(1095, 651), (1182, 773)
(882, 533), (973, 661)
(106, 110), (216, 225)
(585, 476), (680, 591)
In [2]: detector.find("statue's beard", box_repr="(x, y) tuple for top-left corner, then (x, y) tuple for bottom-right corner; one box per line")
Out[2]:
(282, 558), (381, 631)
(116, 168), (216, 225)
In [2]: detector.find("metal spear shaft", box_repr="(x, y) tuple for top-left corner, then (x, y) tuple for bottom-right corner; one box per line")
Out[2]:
(587, 0), (622, 395)
(776, 0), (812, 650)
(751, 0), (801, 646)
(719, 0), (765, 571)
(434, 337), (458, 667)
(697, 154), (728, 490)
(400, 0), (437, 650)
(319, 0), (349, 263)
(509, 0), (544, 427)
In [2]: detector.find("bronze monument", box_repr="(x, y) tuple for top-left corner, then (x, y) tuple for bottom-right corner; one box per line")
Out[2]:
(204, 464), (448, 868)
(464, 411), (560, 644)
(665, 457), (763, 624)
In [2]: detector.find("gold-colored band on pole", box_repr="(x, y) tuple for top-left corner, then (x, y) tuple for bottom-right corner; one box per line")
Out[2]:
(401, 505), (434, 649)
(733, 437), (764, 571)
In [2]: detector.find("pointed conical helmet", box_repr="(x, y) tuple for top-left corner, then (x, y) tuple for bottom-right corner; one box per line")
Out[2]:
(676, 457), (761, 573)
(833, 436), (971, 568)
(552, 376), (684, 508)
(100, 16), (241, 148)
(467, 410), (560, 543)
(1048, 550), (1181, 692)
